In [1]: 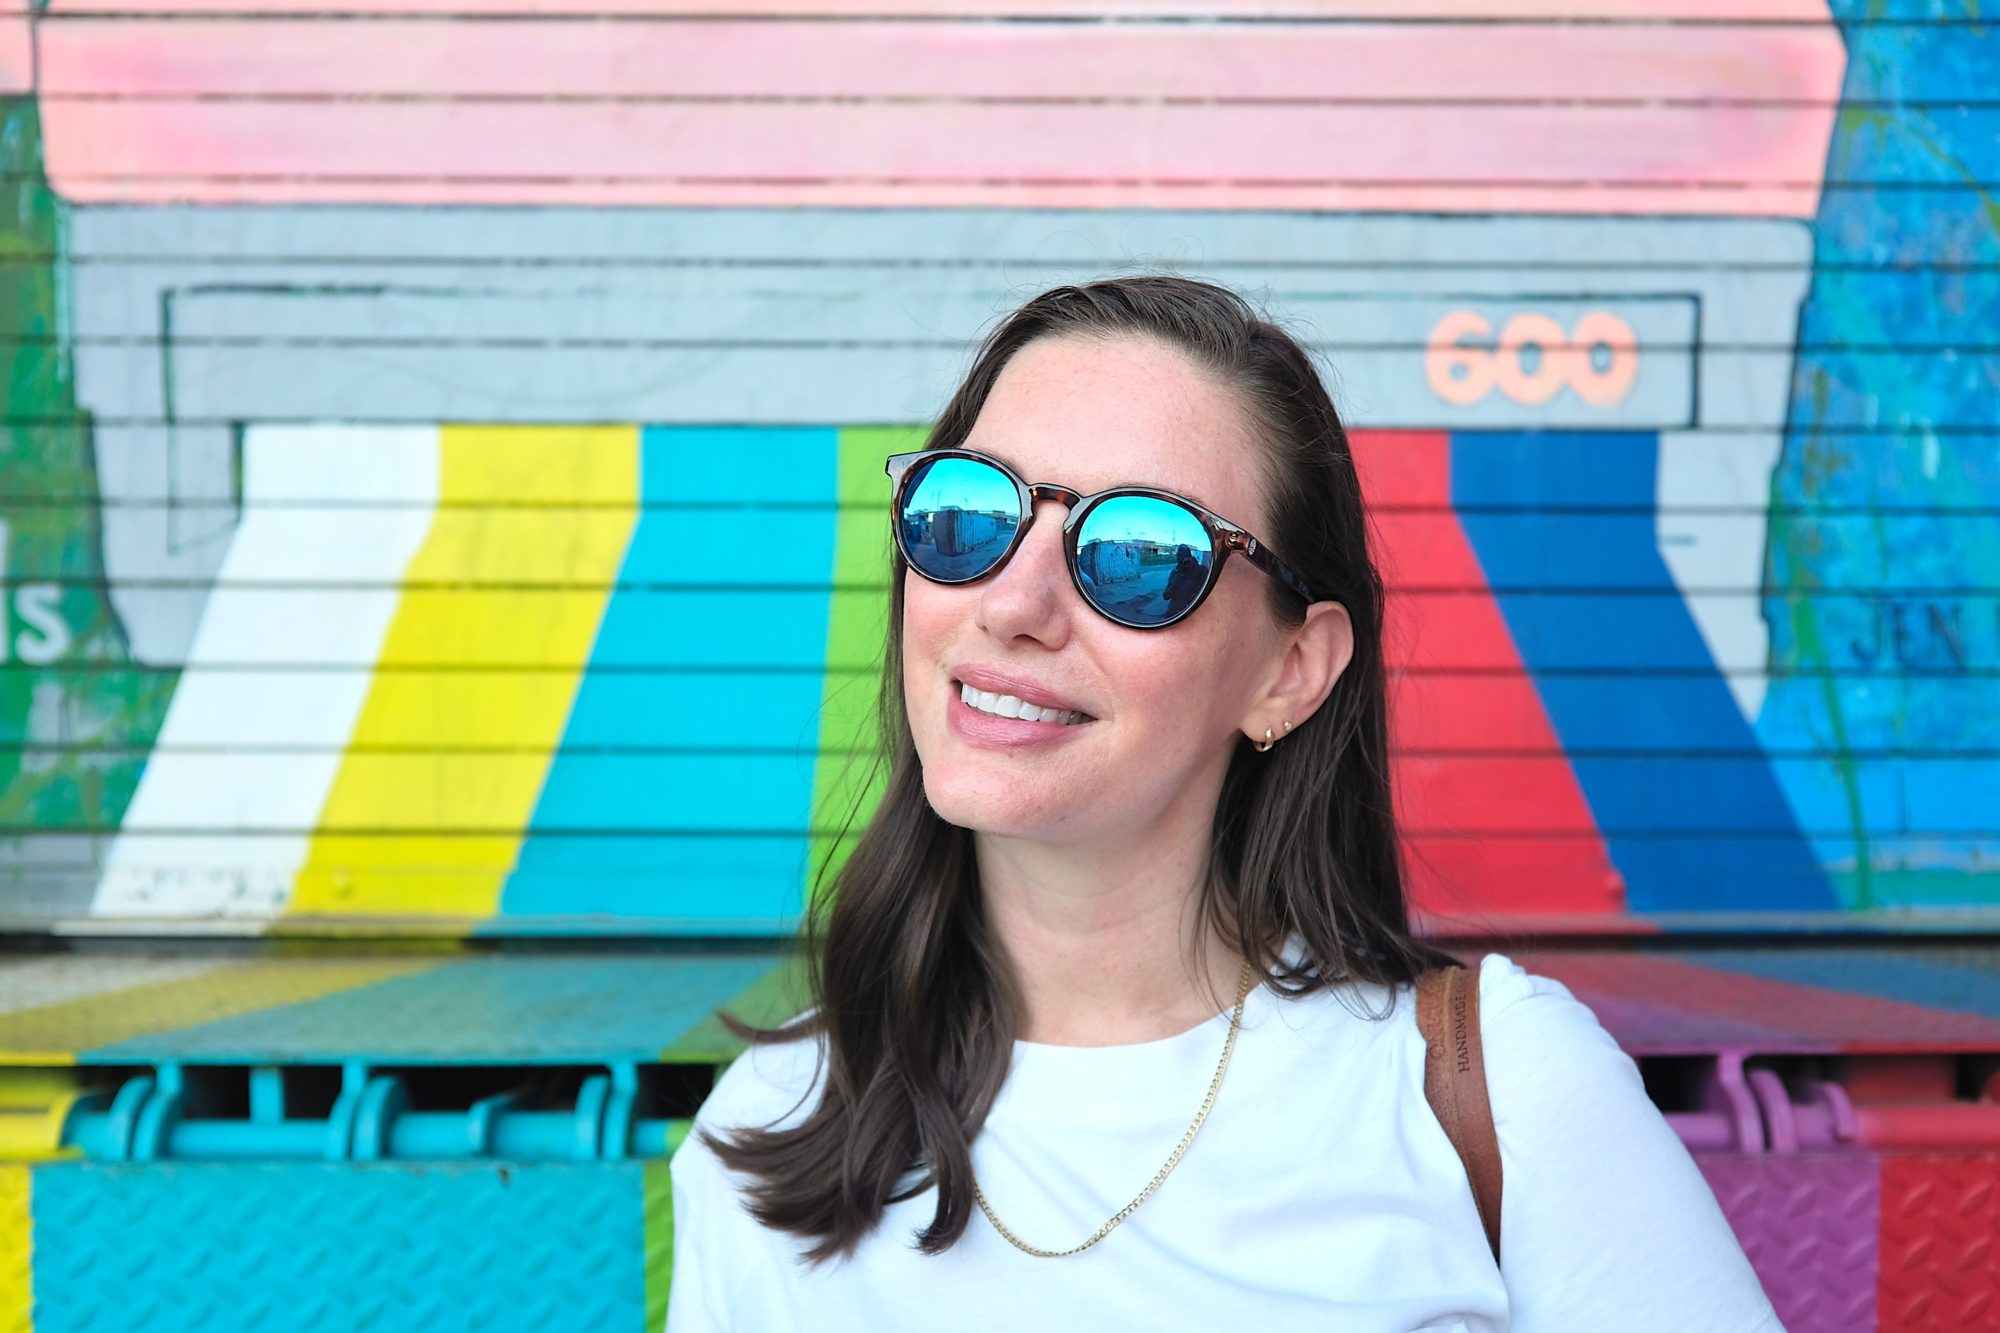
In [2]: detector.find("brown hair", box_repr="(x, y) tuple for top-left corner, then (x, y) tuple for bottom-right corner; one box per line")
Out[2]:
(701, 274), (1440, 1262)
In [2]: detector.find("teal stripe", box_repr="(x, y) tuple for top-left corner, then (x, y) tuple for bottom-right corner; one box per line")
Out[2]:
(501, 426), (838, 926)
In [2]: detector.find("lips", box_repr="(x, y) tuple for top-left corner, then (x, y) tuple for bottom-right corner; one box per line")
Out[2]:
(950, 664), (1094, 719)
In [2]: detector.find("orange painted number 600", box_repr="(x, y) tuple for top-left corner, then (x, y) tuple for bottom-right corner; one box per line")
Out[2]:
(1426, 310), (1638, 408)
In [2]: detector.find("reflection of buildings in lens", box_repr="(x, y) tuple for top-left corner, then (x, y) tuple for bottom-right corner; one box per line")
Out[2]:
(1080, 539), (1143, 585)
(927, 504), (1008, 559)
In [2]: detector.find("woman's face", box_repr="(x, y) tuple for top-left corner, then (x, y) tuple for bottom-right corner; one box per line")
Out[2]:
(902, 333), (1300, 850)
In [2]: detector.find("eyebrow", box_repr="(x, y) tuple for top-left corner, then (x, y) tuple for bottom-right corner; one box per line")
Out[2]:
(972, 444), (1229, 521)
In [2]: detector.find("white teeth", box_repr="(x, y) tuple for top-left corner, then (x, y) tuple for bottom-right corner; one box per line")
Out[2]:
(959, 680), (1089, 726)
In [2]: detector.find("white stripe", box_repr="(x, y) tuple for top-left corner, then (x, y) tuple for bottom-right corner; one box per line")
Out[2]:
(0, 954), (224, 1016)
(90, 425), (440, 920)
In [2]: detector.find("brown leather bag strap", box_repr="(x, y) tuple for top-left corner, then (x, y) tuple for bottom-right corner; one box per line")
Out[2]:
(1416, 958), (1504, 1264)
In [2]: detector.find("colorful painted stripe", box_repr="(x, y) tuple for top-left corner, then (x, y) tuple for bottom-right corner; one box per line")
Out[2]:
(1527, 952), (2000, 1054)
(91, 426), (440, 921)
(83, 953), (779, 1066)
(499, 426), (835, 928)
(288, 426), (638, 924)
(1688, 947), (2000, 1026)
(1354, 430), (1620, 917)
(807, 426), (913, 908)
(0, 957), (436, 1066)
(0, 1), (29, 95)
(643, 1159), (675, 1333)
(29, 1160), (650, 1333)
(1452, 431), (1836, 913)
(0, 956), (220, 1016)
(0, 1165), (28, 1328)
(37, 2), (1843, 214)
(35, 0), (1848, 19)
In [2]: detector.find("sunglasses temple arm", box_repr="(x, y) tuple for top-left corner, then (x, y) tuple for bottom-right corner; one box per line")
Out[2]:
(1239, 541), (1319, 605)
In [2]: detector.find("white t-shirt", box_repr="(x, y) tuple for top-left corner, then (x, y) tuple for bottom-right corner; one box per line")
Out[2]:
(666, 953), (1784, 1332)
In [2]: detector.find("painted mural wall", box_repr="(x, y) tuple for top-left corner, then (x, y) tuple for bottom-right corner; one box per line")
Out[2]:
(0, 0), (1992, 936)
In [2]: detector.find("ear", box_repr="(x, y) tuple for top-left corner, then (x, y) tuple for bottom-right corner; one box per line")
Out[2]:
(1240, 600), (1354, 742)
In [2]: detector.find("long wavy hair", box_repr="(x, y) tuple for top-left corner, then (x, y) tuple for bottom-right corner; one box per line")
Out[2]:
(702, 274), (1441, 1263)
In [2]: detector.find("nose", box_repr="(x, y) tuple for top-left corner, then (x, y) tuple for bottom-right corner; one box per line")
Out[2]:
(974, 496), (1076, 644)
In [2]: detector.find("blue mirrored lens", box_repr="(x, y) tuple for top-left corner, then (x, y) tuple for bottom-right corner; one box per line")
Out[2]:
(1075, 495), (1213, 626)
(897, 456), (1021, 581)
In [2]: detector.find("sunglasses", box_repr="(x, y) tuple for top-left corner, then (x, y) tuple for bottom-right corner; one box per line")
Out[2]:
(884, 447), (1318, 630)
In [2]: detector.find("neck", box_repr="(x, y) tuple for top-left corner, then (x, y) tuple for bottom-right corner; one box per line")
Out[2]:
(976, 821), (1246, 1047)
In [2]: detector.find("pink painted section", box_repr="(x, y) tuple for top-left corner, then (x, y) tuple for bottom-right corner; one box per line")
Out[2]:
(0, 2), (31, 95)
(1553, 989), (1805, 1055)
(42, 0), (1840, 17)
(1521, 954), (2000, 1054)
(39, 15), (1846, 214)
(40, 20), (1845, 102)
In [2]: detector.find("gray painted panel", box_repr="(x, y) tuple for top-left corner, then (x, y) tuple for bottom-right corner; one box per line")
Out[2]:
(67, 206), (1815, 268)
(58, 204), (1814, 680)
(89, 424), (238, 667)
(0, 833), (118, 923)
(153, 288), (1696, 430)
(68, 207), (1812, 434)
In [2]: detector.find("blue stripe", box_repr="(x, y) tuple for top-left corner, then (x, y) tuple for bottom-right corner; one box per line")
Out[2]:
(1686, 947), (2000, 1024)
(1451, 430), (1834, 912)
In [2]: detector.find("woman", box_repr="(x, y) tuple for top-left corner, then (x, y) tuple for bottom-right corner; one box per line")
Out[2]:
(1160, 542), (1208, 619)
(666, 277), (1781, 1331)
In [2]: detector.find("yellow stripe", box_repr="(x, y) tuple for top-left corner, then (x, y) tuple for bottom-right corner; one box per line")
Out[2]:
(291, 426), (640, 921)
(0, 957), (439, 1065)
(0, 1072), (90, 1162)
(0, 1166), (28, 1330)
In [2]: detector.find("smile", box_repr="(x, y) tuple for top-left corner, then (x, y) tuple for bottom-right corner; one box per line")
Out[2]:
(958, 680), (1091, 726)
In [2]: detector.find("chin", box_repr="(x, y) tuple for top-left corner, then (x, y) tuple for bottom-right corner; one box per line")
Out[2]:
(919, 768), (1001, 831)
(919, 768), (1063, 840)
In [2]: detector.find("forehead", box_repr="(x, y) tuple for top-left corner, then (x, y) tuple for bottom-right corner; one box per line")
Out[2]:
(961, 333), (1268, 529)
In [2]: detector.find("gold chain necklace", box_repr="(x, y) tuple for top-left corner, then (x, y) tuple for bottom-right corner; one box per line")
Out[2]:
(973, 960), (1258, 1258)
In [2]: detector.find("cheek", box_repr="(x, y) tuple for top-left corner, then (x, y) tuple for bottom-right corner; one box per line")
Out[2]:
(901, 580), (947, 665)
(1152, 611), (1271, 741)
(1100, 628), (1243, 738)
(900, 580), (959, 719)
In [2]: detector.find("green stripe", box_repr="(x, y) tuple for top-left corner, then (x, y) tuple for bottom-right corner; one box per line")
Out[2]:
(807, 426), (918, 910)
(642, 1159), (675, 1333)
(662, 957), (812, 1065)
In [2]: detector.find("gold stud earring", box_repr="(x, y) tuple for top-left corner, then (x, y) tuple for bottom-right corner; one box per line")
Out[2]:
(1252, 719), (1294, 753)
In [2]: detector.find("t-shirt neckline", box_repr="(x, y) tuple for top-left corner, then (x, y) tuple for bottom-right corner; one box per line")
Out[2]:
(995, 978), (1274, 1114)
(992, 939), (1318, 1114)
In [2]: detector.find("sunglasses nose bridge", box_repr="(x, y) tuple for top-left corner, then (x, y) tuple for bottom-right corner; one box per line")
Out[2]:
(1024, 483), (1085, 535)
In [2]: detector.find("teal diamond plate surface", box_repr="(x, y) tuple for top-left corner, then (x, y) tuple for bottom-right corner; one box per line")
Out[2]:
(32, 1161), (654, 1333)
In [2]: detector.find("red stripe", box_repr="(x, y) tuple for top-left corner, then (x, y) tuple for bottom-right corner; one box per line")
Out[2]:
(1353, 430), (1618, 916)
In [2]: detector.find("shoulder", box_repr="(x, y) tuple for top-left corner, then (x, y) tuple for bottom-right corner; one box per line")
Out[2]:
(1472, 951), (1605, 1042)
(1456, 955), (1782, 1327)
(1465, 951), (1642, 1108)
(1459, 952), (1730, 1235)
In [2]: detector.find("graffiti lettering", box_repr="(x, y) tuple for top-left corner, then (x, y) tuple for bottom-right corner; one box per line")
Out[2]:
(1848, 597), (1970, 672)
(1425, 309), (1640, 409)
(0, 519), (75, 666)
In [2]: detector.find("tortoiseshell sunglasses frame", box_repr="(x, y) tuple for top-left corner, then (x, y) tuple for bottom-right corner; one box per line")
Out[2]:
(885, 447), (1320, 629)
